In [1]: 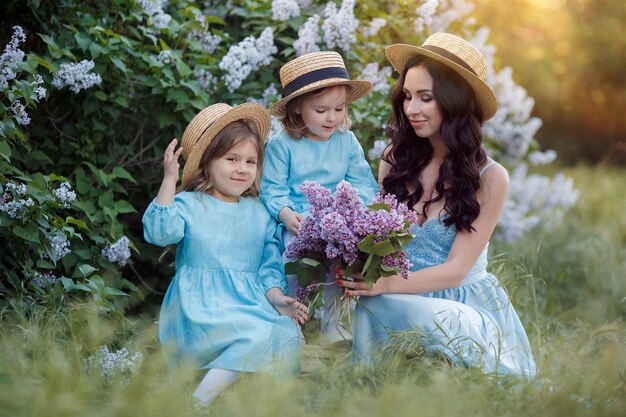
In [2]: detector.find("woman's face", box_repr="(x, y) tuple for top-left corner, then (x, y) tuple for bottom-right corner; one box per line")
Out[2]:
(402, 65), (443, 141)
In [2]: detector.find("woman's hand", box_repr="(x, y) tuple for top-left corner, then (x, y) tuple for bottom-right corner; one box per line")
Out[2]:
(279, 207), (304, 234)
(337, 273), (391, 297)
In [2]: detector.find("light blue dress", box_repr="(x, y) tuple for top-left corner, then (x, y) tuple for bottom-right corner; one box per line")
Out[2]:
(260, 129), (379, 222)
(352, 164), (537, 377)
(142, 192), (301, 375)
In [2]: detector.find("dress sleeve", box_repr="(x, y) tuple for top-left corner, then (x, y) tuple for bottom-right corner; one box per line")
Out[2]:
(142, 198), (185, 246)
(260, 136), (296, 221)
(257, 212), (288, 294)
(345, 131), (380, 205)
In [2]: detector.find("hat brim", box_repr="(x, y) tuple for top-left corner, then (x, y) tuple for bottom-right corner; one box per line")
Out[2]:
(385, 44), (498, 120)
(270, 79), (372, 117)
(181, 103), (271, 188)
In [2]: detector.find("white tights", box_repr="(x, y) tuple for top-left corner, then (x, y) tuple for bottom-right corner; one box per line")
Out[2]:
(192, 368), (240, 407)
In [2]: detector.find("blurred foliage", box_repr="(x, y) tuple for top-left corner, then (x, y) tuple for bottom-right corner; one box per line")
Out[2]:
(472, 0), (626, 164)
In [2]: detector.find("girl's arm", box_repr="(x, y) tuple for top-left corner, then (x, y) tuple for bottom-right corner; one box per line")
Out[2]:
(260, 137), (297, 221)
(142, 139), (186, 246)
(341, 163), (509, 296)
(258, 209), (309, 323)
(155, 138), (183, 206)
(344, 132), (379, 204)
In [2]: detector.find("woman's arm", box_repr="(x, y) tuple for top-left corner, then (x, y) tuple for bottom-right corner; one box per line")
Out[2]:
(342, 162), (509, 296)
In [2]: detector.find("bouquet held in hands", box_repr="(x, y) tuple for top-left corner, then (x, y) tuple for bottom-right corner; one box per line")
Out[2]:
(285, 180), (418, 292)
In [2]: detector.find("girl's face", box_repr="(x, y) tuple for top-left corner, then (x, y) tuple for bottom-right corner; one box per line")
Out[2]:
(208, 138), (258, 203)
(297, 86), (348, 141)
(402, 65), (443, 141)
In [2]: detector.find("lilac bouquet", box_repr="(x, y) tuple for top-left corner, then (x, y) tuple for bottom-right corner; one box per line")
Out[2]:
(285, 180), (418, 290)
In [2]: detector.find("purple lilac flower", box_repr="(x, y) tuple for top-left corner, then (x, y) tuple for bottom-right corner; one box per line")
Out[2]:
(286, 181), (418, 280)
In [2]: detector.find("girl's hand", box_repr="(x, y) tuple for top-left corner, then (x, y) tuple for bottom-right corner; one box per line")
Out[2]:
(164, 138), (183, 184)
(279, 208), (304, 235)
(273, 295), (309, 325)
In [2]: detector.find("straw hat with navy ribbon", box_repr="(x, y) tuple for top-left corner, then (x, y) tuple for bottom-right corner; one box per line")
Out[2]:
(270, 51), (372, 117)
(181, 103), (271, 188)
(385, 32), (498, 120)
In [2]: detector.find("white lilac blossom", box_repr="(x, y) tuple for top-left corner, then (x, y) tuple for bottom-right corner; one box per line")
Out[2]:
(33, 272), (57, 287)
(247, 83), (281, 108)
(0, 195), (34, 219)
(426, 0), (474, 33)
(136, 0), (171, 29)
(321, 0), (358, 52)
(367, 138), (390, 161)
(528, 149), (557, 166)
(102, 236), (131, 266)
(85, 346), (143, 383)
(496, 164), (579, 242)
(194, 12), (206, 27)
(414, 0), (439, 33)
(157, 50), (172, 64)
(52, 60), (102, 94)
(360, 18), (387, 38)
(6, 183), (27, 195)
(10, 100), (30, 125)
(46, 235), (71, 262)
(0, 26), (26, 90)
(293, 15), (321, 57)
(33, 74), (46, 99)
(195, 68), (217, 91)
(358, 63), (393, 94)
(52, 182), (77, 208)
(218, 28), (277, 92)
(269, 115), (283, 139)
(187, 30), (221, 54)
(271, 0), (301, 21)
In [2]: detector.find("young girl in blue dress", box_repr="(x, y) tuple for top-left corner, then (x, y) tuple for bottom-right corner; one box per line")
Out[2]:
(261, 51), (379, 345)
(339, 33), (537, 376)
(143, 103), (308, 406)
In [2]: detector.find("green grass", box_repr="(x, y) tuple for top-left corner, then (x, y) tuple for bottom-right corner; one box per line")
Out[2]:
(1, 165), (624, 417)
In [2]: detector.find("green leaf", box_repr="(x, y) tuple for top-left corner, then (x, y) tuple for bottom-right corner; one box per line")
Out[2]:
(0, 140), (11, 160)
(75, 32), (92, 51)
(35, 56), (55, 72)
(114, 200), (137, 214)
(301, 257), (320, 267)
(13, 223), (40, 243)
(284, 260), (299, 275)
(367, 202), (391, 212)
(371, 239), (394, 256)
(104, 287), (128, 296)
(110, 56), (127, 73)
(175, 59), (192, 77)
(77, 264), (97, 277)
(66, 217), (89, 230)
(111, 166), (137, 183)
(94, 91), (107, 101)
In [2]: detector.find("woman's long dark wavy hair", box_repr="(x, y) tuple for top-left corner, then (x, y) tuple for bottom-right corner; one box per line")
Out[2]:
(382, 55), (487, 232)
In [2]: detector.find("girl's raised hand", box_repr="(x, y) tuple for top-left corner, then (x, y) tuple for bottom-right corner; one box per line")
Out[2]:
(275, 295), (309, 325)
(164, 138), (184, 183)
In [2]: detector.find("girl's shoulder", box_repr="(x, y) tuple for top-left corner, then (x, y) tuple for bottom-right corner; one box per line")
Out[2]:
(479, 160), (509, 187)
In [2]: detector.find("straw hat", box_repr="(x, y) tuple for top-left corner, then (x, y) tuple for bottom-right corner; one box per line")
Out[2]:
(385, 32), (498, 120)
(270, 51), (372, 117)
(181, 103), (271, 188)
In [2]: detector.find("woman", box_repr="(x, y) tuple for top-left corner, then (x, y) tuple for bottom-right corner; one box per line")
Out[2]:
(339, 33), (537, 376)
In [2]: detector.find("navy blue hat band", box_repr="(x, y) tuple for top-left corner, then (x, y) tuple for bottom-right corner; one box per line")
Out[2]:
(282, 67), (350, 96)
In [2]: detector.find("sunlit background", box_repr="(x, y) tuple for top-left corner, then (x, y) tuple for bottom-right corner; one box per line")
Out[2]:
(472, 0), (625, 164)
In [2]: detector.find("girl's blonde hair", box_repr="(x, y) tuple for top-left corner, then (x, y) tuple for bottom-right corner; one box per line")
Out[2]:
(181, 119), (264, 197)
(281, 84), (352, 139)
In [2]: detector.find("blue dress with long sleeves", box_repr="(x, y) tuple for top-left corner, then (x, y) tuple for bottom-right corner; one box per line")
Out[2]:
(352, 164), (537, 377)
(142, 192), (301, 375)
(260, 129), (379, 221)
